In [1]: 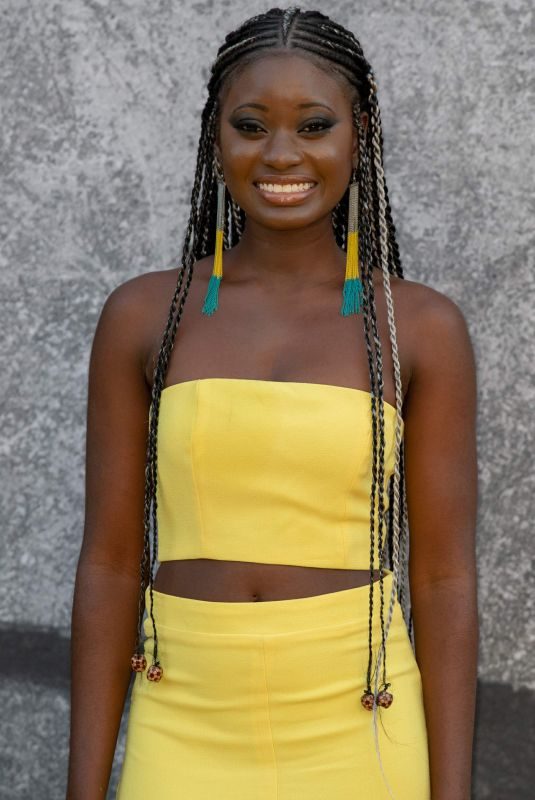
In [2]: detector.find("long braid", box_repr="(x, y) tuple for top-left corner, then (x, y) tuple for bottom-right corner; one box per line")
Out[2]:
(398, 441), (413, 636)
(331, 202), (346, 249)
(200, 175), (216, 257)
(377, 120), (404, 279)
(334, 107), (383, 658)
(354, 78), (400, 800)
(354, 105), (385, 694)
(231, 199), (244, 241)
(368, 83), (406, 780)
(132, 10), (411, 793)
(148, 129), (218, 649)
(359, 70), (404, 797)
(355, 130), (379, 696)
(133, 100), (220, 666)
(144, 120), (221, 660)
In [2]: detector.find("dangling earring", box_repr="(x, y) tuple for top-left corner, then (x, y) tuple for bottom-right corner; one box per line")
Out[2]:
(201, 155), (225, 316)
(340, 166), (363, 316)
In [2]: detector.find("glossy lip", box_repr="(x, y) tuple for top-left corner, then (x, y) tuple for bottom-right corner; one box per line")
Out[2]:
(253, 176), (318, 206)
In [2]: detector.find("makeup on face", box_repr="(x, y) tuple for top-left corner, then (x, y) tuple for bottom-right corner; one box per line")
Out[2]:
(217, 54), (357, 220)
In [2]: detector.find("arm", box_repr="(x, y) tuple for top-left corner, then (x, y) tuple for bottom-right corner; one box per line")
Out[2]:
(403, 289), (479, 800)
(66, 278), (153, 799)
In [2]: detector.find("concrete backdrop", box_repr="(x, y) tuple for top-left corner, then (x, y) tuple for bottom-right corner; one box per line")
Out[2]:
(1, 0), (533, 797)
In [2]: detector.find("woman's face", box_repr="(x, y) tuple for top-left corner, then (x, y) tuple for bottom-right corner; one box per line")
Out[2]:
(215, 52), (367, 232)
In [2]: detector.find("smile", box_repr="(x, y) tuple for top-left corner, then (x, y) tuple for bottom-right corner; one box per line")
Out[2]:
(253, 180), (318, 205)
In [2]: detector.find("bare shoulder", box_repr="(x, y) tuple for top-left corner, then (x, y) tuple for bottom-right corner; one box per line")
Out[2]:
(388, 275), (477, 421)
(105, 257), (213, 311)
(101, 260), (216, 381)
(390, 275), (474, 367)
(102, 267), (176, 320)
(389, 274), (470, 334)
(98, 267), (186, 364)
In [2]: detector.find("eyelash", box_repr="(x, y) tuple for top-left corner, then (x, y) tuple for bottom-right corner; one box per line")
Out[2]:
(235, 120), (333, 134)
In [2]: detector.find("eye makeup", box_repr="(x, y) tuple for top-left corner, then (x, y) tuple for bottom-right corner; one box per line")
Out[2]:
(229, 116), (337, 133)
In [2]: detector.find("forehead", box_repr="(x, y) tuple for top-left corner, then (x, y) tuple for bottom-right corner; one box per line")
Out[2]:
(218, 52), (352, 111)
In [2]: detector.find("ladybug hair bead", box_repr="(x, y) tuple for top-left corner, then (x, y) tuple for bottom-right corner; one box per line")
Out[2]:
(131, 653), (147, 673)
(147, 662), (164, 682)
(360, 690), (375, 710)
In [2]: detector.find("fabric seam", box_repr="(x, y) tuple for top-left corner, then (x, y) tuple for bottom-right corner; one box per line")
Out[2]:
(190, 380), (205, 553)
(261, 638), (279, 800)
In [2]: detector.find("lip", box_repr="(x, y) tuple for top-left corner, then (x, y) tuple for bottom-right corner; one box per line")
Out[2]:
(253, 176), (318, 206)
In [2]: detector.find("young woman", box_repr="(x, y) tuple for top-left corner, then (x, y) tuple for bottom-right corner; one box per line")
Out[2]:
(67, 7), (479, 800)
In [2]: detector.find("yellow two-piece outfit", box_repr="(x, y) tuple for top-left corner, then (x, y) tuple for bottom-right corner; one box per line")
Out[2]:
(116, 378), (430, 799)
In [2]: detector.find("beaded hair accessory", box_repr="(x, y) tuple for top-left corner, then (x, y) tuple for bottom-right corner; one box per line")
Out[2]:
(340, 166), (363, 315)
(201, 156), (225, 315)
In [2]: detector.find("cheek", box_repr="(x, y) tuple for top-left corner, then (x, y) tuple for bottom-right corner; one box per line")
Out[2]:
(219, 130), (258, 179)
(227, 146), (258, 177)
(318, 128), (353, 164)
(221, 146), (258, 204)
(313, 142), (353, 198)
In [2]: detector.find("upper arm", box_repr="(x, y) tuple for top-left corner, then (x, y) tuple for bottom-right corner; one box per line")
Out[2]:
(403, 288), (478, 590)
(79, 276), (153, 578)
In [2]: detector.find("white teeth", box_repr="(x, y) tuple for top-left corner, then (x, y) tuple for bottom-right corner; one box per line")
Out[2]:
(257, 181), (315, 193)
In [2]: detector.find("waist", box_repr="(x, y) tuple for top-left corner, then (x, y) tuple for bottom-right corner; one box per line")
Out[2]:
(153, 559), (387, 602)
(146, 569), (395, 635)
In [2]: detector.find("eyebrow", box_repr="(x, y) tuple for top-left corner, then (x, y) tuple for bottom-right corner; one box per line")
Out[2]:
(231, 102), (335, 113)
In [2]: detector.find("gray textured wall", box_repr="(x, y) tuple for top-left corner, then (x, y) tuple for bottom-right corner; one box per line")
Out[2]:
(1, 1), (533, 798)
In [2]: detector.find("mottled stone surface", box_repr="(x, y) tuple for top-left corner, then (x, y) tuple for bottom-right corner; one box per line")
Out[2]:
(1, 0), (534, 797)
(0, 675), (128, 800)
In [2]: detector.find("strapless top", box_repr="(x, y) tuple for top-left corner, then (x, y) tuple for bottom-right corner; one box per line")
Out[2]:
(154, 378), (403, 570)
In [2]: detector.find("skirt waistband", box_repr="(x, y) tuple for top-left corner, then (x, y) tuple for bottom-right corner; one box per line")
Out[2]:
(144, 570), (395, 636)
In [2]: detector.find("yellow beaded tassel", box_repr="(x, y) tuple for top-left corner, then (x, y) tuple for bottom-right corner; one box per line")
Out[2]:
(202, 177), (225, 316)
(340, 177), (363, 316)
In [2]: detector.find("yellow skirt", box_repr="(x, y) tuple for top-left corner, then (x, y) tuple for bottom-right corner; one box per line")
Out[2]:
(116, 571), (430, 799)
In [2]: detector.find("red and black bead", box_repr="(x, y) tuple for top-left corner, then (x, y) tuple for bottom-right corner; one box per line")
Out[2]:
(131, 652), (147, 672)
(360, 690), (375, 710)
(377, 690), (394, 708)
(147, 662), (164, 682)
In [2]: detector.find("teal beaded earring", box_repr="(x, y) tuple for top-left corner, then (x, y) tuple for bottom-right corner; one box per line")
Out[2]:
(202, 155), (225, 316)
(340, 165), (363, 316)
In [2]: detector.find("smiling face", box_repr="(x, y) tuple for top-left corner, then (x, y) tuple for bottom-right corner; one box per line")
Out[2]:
(214, 51), (368, 233)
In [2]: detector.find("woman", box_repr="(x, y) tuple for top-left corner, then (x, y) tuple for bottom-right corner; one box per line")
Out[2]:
(67, 7), (478, 800)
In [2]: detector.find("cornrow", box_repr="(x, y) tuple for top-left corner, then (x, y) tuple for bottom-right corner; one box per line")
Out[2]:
(281, 6), (300, 43)
(132, 7), (410, 794)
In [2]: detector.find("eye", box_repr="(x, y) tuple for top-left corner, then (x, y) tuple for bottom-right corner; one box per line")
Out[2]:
(232, 118), (335, 135)
(234, 120), (265, 134)
(300, 119), (334, 134)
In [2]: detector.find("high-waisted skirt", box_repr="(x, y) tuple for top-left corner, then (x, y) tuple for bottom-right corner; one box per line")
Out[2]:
(116, 570), (430, 799)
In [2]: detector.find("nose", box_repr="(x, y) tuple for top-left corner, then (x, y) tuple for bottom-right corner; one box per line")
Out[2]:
(261, 129), (303, 170)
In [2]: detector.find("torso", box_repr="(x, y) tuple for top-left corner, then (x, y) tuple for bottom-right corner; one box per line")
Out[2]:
(142, 253), (414, 603)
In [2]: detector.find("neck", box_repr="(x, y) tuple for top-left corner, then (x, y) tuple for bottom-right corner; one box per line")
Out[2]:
(229, 215), (346, 289)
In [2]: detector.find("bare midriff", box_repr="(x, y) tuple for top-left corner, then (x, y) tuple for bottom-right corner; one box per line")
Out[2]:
(153, 559), (382, 602)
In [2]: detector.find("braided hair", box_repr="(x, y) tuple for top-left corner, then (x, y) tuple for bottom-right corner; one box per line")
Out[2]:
(133, 6), (411, 789)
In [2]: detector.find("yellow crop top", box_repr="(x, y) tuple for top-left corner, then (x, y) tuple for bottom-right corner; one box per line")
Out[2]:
(155, 377), (403, 570)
